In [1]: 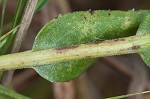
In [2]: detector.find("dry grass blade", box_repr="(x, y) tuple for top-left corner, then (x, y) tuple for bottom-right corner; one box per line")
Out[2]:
(11, 0), (38, 53)
(1, 0), (38, 87)
(0, 24), (21, 41)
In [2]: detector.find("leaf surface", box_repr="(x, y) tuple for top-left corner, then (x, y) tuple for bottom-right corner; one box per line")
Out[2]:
(33, 10), (149, 82)
(137, 14), (150, 66)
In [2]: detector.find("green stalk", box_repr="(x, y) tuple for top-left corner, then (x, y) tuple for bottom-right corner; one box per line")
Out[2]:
(6, 0), (23, 47)
(11, 0), (23, 28)
(0, 0), (2, 4)
(1, 0), (25, 54)
(0, 24), (21, 41)
(0, 0), (7, 36)
(17, 0), (28, 24)
(0, 84), (30, 99)
(106, 91), (150, 99)
(0, 34), (149, 70)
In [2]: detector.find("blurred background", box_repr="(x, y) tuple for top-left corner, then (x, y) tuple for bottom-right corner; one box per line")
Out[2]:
(1, 0), (150, 99)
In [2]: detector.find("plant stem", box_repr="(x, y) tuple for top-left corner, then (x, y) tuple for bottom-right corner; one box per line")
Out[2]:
(0, 84), (30, 99)
(106, 91), (150, 99)
(0, 0), (7, 36)
(0, 34), (149, 70)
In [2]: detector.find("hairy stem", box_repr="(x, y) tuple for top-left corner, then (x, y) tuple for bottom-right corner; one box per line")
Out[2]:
(0, 34), (150, 70)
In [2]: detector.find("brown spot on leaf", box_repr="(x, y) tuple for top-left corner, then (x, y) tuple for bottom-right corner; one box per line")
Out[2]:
(85, 56), (92, 58)
(1, 68), (5, 71)
(89, 9), (95, 15)
(102, 38), (125, 43)
(83, 16), (87, 20)
(108, 12), (111, 16)
(113, 38), (125, 42)
(55, 16), (58, 19)
(80, 14), (87, 20)
(56, 45), (79, 51)
(108, 10), (111, 16)
(132, 45), (141, 50)
(55, 45), (79, 54)
(87, 41), (103, 45)
(128, 18), (131, 22)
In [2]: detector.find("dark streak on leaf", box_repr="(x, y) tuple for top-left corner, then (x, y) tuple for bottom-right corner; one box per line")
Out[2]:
(55, 16), (58, 19)
(85, 56), (92, 58)
(80, 14), (87, 20)
(113, 38), (125, 41)
(55, 45), (79, 50)
(89, 9), (95, 15)
(132, 45), (141, 50)
(102, 38), (126, 43)
(108, 12), (111, 16)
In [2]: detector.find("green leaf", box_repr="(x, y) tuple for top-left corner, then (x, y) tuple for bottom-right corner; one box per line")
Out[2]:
(0, 84), (30, 99)
(33, 10), (149, 82)
(35, 0), (51, 12)
(137, 14), (150, 66)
